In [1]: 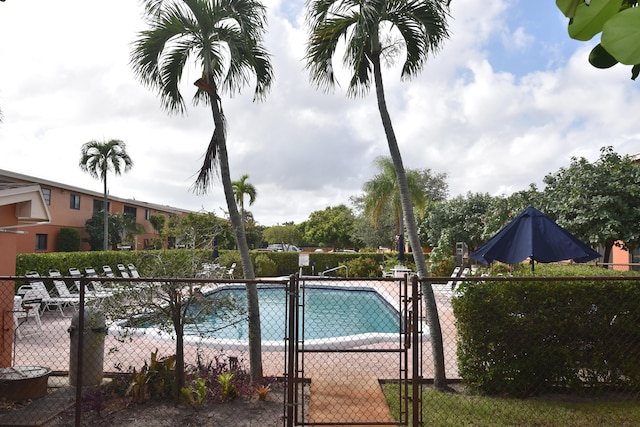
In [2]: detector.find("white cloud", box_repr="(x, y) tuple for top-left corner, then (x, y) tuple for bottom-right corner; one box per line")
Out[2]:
(1, 0), (639, 227)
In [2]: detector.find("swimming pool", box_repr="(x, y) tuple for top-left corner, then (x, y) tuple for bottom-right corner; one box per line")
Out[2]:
(112, 283), (401, 351)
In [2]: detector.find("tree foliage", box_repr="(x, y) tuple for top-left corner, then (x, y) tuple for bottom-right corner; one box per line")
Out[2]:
(556, 0), (640, 80)
(57, 227), (81, 252)
(301, 205), (358, 249)
(262, 223), (302, 246)
(420, 192), (494, 251)
(85, 211), (140, 251)
(542, 146), (640, 262)
(232, 174), (257, 224)
(149, 213), (166, 235)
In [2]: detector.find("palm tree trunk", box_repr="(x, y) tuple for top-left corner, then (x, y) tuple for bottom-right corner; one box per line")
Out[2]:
(371, 54), (448, 390)
(206, 75), (263, 383)
(103, 175), (109, 251)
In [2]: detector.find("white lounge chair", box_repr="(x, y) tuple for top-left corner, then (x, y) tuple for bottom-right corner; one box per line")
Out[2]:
(103, 265), (116, 277)
(117, 264), (130, 278)
(20, 272), (77, 316)
(84, 267), (115, 296)
(127, 263), (140, 278)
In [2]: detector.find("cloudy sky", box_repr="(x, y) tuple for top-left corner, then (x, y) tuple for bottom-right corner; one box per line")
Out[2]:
(1, 1), (638, 226)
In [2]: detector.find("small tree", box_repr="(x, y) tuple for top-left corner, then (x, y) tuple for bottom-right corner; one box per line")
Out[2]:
(57, 227), (81, 252)
(79, 139), (133, 251)
(103, 252), (244, 396)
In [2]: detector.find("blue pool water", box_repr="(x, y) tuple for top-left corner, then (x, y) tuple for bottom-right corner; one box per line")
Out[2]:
(153, 285), (400, 341)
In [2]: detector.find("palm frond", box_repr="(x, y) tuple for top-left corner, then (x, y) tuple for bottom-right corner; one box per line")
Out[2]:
(192, 110), (226, 195)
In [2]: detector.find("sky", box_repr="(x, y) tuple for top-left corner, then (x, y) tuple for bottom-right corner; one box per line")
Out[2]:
(1, 1), (639, 226)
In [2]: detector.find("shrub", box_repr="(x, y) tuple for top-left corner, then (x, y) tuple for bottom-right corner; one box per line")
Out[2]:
(346, 257), (382, 278)
(57, 227), (81, 252)
(453, 265), (640, 396)
(254, 254), (277, 277)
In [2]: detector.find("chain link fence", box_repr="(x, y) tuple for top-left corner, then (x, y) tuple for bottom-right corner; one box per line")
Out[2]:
(1, 272), (639, 426)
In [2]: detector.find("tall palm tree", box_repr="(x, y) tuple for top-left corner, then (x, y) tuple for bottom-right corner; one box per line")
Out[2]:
(363, 156), (427, 249)
(232, 174), (257, 224)
(305, 0), (451, 389)
(79, 139), (133, 251)
(131, 0), (273, 383)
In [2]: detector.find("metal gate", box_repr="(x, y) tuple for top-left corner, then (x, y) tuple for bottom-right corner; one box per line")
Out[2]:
(284, 274), (423, 426)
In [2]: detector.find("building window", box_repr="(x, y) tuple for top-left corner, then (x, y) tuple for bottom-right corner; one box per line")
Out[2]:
(632, 248), (640, 272)
(70, 194), (80, 210)
(35, 234), (48, 251)
(41, 188), (51, 205)
(145, 209), (151, 220)
(93, 199), (110, 213)
(124, 205), (137, 219)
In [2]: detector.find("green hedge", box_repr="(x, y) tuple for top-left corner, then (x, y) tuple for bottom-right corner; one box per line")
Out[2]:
(453, 266), (640, 396)
(14, 249), (396, 287)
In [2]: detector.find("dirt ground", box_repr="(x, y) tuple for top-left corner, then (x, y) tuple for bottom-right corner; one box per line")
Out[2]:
(44, 387), (287, 427)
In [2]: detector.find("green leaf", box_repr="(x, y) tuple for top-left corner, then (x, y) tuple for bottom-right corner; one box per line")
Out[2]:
(631, 64), (640, 80)
(556, 0), (582, 18)
(601, 7), (640, 65)
(568, 0), (623, 41)
(588, 43), (618, 68)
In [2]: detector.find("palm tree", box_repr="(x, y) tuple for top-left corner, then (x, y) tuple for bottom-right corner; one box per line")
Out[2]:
(79, 139), (133, 251)
(363, 156), (427, 252)
(131, 0), (273, 383)
(232, 174), (257, 224)
(305, 0), (451, 389)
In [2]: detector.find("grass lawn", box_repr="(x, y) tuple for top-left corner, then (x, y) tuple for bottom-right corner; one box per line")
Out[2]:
(382, 384), (640, 426)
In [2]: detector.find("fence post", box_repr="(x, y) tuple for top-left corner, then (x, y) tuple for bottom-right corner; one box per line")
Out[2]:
(412, 275), (421, 427)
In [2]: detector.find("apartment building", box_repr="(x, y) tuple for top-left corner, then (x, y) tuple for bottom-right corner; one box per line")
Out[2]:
(0, 169), (191, 254)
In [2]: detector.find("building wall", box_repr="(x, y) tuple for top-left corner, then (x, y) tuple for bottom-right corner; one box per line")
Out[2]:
(611, 244), (630, 271)
(0, 204), (18, 367)
(0, 170), (189, 253)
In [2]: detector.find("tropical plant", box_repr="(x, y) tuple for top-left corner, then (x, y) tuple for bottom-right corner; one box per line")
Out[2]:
(149, 213), (166, 235)
(84, 211), (139, 251)
(304, 0), (450, 389)
(79, 139), (133, 251)
(555, 0), (640, 80)
(57, 227), (81, 252)
(181, 377), (208, 407)
(255, 384), (270, 401)
(131, 0), (273, 383)
(217, 372), (238, 401)
(361, 156), (445, 255)
(232, 174), (257, 224)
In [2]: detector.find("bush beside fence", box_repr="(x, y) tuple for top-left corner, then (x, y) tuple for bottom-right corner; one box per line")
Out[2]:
(453, 277), (640, 396)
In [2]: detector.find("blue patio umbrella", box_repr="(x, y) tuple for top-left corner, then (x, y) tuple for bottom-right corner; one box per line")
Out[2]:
(469, 206), (601, 271)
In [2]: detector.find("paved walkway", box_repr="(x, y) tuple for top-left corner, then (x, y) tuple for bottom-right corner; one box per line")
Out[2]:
(309, 376), (395, 426)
